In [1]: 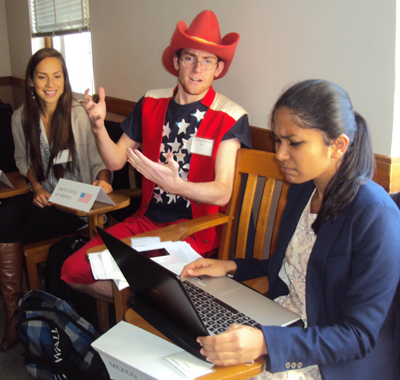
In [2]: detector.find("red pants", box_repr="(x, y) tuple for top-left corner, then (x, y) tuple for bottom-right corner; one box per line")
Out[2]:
(61, 214), (201, 285)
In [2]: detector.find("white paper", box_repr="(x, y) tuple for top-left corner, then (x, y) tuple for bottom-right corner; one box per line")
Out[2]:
(131, 236), (161, 247)
(92, 321), (189, 380)
(89, 240), (202, 290)
(133, 241), (202, 277)
(88, 249), (129, 290)
(163, 351), (214, 379)
(49, 178), (115, 212)
(0, 170), (14, 188)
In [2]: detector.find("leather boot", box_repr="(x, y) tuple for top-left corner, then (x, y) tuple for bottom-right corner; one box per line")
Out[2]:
(0, 242), (23, 352)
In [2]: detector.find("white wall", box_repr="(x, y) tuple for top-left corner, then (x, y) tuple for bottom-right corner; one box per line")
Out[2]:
(0, 0), (11, 76)
(393, 0), (400, 156)
(5, 0), (32, 80)
(4, 0), (398, 156)
(88, 0), (396, 156)
(0, 0), (12, 104)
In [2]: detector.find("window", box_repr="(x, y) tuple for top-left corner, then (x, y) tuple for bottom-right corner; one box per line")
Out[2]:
(53, 33), (94, 94)
(29, 0), (94, 94)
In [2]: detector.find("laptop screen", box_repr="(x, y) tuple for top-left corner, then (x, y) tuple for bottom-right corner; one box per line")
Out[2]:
(96, 227), (209, 339)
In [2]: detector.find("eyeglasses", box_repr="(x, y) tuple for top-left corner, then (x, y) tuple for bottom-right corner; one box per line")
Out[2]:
(180, 55), (219, 71)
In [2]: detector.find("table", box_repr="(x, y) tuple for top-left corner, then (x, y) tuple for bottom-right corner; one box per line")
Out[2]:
(124, 308), (265, 380)
(55, 190), (130, 239)
(0, 171), (30, 199)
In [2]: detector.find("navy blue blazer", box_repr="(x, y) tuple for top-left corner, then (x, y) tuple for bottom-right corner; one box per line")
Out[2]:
(234, 180), (400, 380)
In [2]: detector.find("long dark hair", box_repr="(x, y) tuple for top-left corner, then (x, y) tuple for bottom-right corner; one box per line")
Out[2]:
(23, 47), (76, 182)
(271, 79), (374, 233)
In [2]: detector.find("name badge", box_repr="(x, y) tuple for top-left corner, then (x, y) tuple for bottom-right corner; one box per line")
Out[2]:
(191, 137), (214, 157)
(53, 149), (71, 165)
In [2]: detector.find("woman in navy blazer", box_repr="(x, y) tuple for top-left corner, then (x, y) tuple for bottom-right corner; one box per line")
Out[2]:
(181, 80), (400, 379)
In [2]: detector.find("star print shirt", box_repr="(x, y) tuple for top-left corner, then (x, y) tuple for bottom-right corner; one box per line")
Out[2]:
(121, 95), (251, 223)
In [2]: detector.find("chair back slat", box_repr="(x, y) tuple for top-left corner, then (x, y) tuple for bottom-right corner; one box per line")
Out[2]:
(270, 182), (290, 257)
(218, 170), (244, 261)
(235, 173), (258, 259)
(252, 177), (276, 260)
(218, 149), (290, 262)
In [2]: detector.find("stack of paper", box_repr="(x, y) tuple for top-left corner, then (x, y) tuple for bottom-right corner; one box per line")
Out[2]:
(88, 237), (202, 290)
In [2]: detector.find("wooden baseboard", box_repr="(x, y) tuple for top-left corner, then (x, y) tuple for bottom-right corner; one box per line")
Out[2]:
(0, 76), (24, 88)
(0, 76), (11, 86)
(2, 75), (399, 193)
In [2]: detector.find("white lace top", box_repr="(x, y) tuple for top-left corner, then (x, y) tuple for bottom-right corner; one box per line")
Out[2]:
(251, 191), (322, 380)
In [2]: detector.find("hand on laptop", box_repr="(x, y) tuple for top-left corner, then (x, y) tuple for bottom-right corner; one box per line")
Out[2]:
(197, 324), (268, 366)
(180, 258), (237, 278)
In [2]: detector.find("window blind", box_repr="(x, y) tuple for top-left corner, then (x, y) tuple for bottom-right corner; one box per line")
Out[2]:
(30, 0), (89, 37)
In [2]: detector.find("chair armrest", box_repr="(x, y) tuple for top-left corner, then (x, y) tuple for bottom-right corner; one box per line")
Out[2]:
(242, 276), (269, 296)
(138, 212), (229, 242)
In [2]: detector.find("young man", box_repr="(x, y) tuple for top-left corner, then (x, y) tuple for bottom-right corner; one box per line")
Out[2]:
(61, 10), (251, 302)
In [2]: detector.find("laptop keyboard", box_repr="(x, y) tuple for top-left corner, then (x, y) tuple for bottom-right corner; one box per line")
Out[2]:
(183, 281), (262, 334)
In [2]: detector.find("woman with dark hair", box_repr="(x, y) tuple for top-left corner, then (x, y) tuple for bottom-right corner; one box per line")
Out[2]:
(0, 48), (112, 351)
(181, 80), (400, 379)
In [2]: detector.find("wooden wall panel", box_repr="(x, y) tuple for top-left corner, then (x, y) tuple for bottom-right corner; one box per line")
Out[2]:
(0, 77), (12, 86)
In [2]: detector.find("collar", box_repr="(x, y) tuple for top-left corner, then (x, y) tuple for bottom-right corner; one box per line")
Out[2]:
(172, 86), (216, 107)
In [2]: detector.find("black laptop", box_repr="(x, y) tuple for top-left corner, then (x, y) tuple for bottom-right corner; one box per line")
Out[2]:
(95, 227), (302, 361)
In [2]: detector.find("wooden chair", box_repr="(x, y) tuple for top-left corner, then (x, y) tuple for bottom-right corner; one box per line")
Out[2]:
(23, 189), (135, 290)
(23, 189), (136, 332)
(23, 230), (90, 290)
(100, 149), (290, 323)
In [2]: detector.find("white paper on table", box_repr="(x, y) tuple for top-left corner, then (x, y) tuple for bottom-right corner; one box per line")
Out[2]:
(88, 240), (202, 290)
(130, 236), (161, 247)
(163, 351), (214, 379)
(132, 240), (202, 276)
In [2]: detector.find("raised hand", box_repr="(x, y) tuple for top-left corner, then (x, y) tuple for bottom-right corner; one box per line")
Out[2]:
(82, 87), (107, 131)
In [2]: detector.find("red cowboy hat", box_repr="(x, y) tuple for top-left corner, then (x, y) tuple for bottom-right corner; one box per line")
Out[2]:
(162, 10), (240, 79)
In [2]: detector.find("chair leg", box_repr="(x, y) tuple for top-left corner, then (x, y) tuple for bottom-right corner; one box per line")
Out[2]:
(96, 299), (109, 332)
(25, 256), (40, 290)
(24, 247), (50, 290)
(113, 283), (132, 324)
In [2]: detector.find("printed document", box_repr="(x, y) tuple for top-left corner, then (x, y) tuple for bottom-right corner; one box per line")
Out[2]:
(88, 239), (202, 290)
